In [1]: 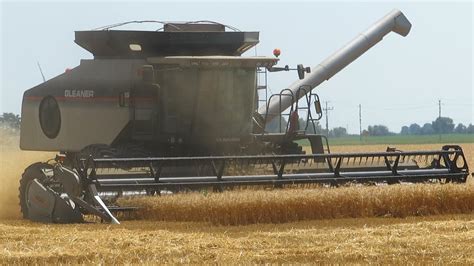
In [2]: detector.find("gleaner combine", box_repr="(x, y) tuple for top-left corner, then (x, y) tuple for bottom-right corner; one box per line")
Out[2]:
(19, 10), (469, 224)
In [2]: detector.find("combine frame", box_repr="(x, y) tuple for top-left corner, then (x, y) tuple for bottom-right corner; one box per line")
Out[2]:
(18, 10), (471, 224)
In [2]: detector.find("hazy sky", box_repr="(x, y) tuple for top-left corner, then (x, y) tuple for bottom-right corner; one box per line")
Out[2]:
(1, 0), (472, 134)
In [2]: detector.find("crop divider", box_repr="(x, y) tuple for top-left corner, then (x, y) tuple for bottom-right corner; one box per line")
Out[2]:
(211, 159), (226, 192)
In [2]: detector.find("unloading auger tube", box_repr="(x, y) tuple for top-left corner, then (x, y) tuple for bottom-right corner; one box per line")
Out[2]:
(258, 9), (412, 124)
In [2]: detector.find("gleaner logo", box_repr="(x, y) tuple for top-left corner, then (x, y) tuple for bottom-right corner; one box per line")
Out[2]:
(64, 90), (94, 98)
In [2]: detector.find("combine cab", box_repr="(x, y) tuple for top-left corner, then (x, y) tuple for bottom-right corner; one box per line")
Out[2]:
(19, 10), (469, 224)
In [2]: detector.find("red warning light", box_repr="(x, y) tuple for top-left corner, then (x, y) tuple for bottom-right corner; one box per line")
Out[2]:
(65, 68), (72, 73)
(273, 48), (281, 57)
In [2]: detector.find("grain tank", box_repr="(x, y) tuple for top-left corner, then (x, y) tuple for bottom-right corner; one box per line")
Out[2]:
(21, 23), (278, 155)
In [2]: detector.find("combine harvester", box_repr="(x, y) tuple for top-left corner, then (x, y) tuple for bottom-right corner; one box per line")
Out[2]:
(19, 10), (469, 224)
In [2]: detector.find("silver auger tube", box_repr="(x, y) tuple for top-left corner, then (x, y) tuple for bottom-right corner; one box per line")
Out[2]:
(258, 9), (412, 124)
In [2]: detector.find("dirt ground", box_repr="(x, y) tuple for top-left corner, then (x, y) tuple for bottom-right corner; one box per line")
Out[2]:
(0, 132), (473, 263)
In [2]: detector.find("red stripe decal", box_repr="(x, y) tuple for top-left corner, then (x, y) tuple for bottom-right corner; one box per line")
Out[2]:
(25, 96), (156, 102)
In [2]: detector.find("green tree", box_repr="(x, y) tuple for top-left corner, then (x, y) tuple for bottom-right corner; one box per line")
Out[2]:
(454, 123), (467, 134)
(400, 126), (409, 135)
(298, 118), (322, 134)
(408, 123), (421, 135)
(421, 123), (435, 135)
(330, 127), (348, 138)
(0, 112), (21, 129)
(265, 116), (288, 133)
(467, 124), (474, 134)
(432, 117), (455, 134)
(367, 125), (390, 136)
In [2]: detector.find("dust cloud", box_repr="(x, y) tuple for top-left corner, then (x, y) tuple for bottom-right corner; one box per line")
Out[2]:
(0, 129), (52, 219)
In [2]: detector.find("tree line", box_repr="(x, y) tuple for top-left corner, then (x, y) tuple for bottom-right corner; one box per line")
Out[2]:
(0, 112), (21, 130)
(360, 117), (474, 136)
(400, 117), (474, 135)
(266, 115), (473, 137)
(358, 117), (473, 136)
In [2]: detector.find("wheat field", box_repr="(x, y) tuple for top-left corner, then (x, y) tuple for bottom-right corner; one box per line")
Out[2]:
(0, 129), (473, 263)
(1, 215), (473, 264)
(121, 184), (474, 225)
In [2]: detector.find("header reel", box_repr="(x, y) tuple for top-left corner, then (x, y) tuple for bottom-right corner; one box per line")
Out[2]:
(19, 145), (469, 224)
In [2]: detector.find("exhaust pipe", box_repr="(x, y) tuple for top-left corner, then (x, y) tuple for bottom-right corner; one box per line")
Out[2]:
(258, 9), (412, 124)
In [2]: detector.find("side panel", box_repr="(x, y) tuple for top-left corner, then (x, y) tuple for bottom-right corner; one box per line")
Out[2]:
(155, 65), (256, 146)
(20, 59), (145, 152)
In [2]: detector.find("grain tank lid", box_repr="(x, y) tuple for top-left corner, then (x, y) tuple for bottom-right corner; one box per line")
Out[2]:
(147, 56), (279, 68)
(74, 30), (259, 58)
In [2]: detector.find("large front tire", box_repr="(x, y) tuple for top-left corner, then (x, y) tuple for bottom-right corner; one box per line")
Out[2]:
(19, 162), (84, 223)
(19, 162), (53, 219)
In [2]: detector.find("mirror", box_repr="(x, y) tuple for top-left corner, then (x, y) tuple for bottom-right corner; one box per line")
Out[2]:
(297, 64), (311, 80)
(297, 64), (305, 79)
(314, 100), (322, 115)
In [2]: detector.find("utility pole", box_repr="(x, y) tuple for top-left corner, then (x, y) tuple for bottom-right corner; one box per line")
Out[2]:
(438, 99), (442, 119)
(323, 101), (334, 134)
(359, 104), (362, 141)
(438, 99), (442, 141)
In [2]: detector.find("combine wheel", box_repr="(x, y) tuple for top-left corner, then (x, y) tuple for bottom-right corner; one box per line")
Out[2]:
(19, 162), (84, 223)
(19, 162), (52, 219)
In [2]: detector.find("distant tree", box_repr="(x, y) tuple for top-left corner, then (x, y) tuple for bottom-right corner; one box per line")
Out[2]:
(0, 112), (21, 129)
(298, 118), (306, 130)
(298, 118), (322, 134)
(362, 130), (369, 137)
(330, 127), (348, 138)
(311, 121), (322, 134)
(454, 123), (467, 134)
(400, 126), (409, 135)
(367, 125), (390, 136)
(421, 123), (435, 135)
(467, 124), (474, 134)
(432, 117), (455, 134)
(265, 116), (288, 133)
(408, 123), (421, 135)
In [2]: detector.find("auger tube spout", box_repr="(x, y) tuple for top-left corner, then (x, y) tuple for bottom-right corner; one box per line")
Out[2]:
(258, 9), (412, 123)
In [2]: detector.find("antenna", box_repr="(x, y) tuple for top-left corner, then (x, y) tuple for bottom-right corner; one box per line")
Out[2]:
(37, 62), (46, 82)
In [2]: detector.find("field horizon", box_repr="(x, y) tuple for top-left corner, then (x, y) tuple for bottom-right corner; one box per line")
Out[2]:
(297, 133), (474, 146)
